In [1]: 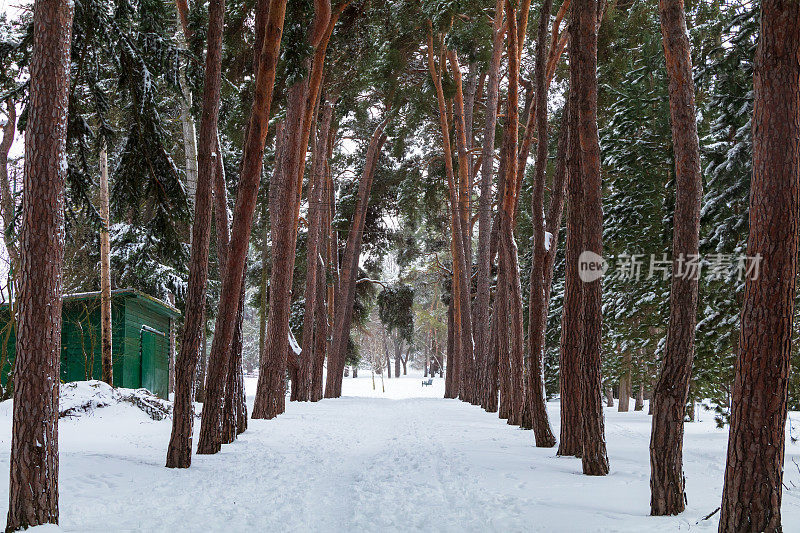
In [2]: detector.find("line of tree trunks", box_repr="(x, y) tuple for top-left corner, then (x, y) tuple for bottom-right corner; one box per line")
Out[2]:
(197, 0), (287, 448)
(254, 1), (339, 415)
(5, 0), (73, 528)
(649, 0), (703, 516)
(426, 23), (473, 407)
(574, 0), (609, 476)
(447, 49), (477, 404)
(166, 0), (226, 468)
(495, 0), (526, 427)
(719, 1), (800, 530)
(324, 112), (390, 398)
(304, 98), (335, 402)
(313, 106), (337, 402)
(524, 0), (557, 447)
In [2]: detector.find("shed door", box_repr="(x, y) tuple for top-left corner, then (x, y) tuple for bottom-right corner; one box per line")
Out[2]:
(140, 328), (164, 395)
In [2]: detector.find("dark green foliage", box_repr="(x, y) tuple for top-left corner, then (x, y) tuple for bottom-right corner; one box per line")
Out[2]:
(378, 283), (415, 343)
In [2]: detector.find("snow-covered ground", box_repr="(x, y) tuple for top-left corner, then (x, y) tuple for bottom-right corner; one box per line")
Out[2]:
(1, 373), (799, 532)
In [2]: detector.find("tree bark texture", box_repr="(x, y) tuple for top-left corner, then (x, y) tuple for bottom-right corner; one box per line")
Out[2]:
(557, 63), (583, 459)
(719, 1), (800, 531)
(5, 0), (73, 528)
(444, 299), (456, 398)
(166, 0), (225, 469)
(474, 0), (504, 410)
(252, 79), (307, 419)
(426, 25), (473, 406)
(525, 0), (557, 448)
(300, 99), (334, 401)
(448, 50), (477, 404)
(649, 0), (703, 516)
(575, 0), (609, 476)
(200, 0), (286, 438)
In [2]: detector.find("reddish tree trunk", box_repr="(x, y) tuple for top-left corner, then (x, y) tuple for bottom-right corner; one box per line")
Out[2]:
(448, 50), (477, 404)
(719, 1), (800, 530)
(496, 274), (512, 421)
(575, 0), (609, 476)
(299, 99), (334, 401)
(649, 0), (703, 515)
(309, 99), (336, 402)
(166, 0), (226, 468)
(483, 305), (499, 412)
(5, 0), (73, 528)
(557, 73), (583, 459)
(444, 299), (456, 398)
(474, 0), (504, 409)
(426, 26), (473, 405)
(202, 0), (287, 436)
(209, 132), (239, 440)
(524, 0), (557, 447)
(251, 3), (340, 412)
(222, 280), (247, 442)
(253, 79), (307, 418)
(497, 0), (525, 427)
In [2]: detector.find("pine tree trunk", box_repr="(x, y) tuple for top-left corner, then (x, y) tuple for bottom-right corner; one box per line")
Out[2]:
(300, 99), (333, 402)
(649, 0), (703, 515)
(474, 0), (504, 409)
(575, 0), (609, 477)
(448, 50), (476, 404)
(324, 114), (390, 398)
(310, 102), (336, 402)
(444, 300), (455, 397)
(310, 254), (328, 401)
(719, 1), (800, 530)
(619, 350), (631, 412)
(497, 0), (525, 427)
(202, 0), (286, 438)
(635, 381), (644, 411)
(604, 384), (614, 408)
(482, 307), (499, 412)
(210, 131), (236, 435)
(525, 0), (557, 447)
(253, 79), (307, 419)
(166, 0), (225, 468)
(496, 275), (512, 420)
(556, 57), (583, 459)
(221, 279), (247, 443)
(195, 331), (207, 403)
(259, 122), (282, 370)
(5, 0), (73, 527)
(426, 27), (472, 406)
(99, 141), (113, 386)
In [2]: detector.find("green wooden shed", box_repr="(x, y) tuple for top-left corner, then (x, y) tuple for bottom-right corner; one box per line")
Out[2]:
(0, 288), (179, 399)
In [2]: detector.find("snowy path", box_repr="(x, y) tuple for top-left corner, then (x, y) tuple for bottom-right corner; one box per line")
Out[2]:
(1, 374), (800, 532)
